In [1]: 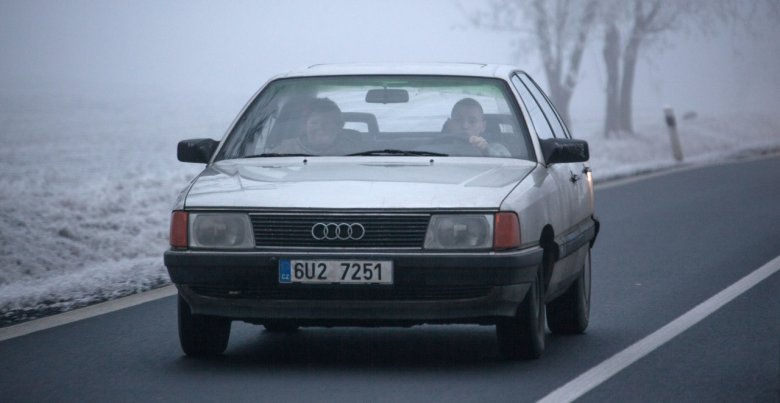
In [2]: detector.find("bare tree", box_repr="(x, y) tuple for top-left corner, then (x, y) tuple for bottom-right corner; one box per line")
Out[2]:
(467, 0), (600, 127)
(603, 21), (620, 137)
(467, 0), (779, 138)
(601, 0), (679, 137)
(601, 0), (780, 137)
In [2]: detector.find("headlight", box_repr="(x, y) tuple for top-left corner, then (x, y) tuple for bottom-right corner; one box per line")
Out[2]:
(424, 214), (493, 250)
(189, 213), (254, 248)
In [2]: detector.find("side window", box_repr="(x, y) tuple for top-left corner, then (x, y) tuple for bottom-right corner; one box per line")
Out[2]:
(519, 74), (570, 139)
(511, 76), (555, 140)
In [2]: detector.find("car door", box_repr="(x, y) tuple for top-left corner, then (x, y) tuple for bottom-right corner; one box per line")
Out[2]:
(518, 74), (592, 226)
(511, 74), (582, 292)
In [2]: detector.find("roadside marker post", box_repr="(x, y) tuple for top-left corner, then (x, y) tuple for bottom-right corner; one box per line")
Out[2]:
(664, 106), (684, 162)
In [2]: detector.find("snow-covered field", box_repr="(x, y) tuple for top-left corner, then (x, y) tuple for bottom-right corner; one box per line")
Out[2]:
(1, 90), (778, 326)
(576, 112), (780, 180)
(0, 90), (241, 325)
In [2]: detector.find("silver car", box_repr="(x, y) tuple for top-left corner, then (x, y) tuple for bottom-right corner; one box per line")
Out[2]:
(165, 63), (598, 360)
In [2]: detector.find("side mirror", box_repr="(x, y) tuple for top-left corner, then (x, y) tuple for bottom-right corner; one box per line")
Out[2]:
(177, 138), (219, 163)
(540, 138), (589, 165)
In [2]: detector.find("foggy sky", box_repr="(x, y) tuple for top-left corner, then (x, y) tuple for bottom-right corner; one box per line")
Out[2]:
(1, 0), (778, 121)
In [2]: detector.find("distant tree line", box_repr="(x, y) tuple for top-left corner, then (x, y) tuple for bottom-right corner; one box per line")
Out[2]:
(467, 0), (779, 137)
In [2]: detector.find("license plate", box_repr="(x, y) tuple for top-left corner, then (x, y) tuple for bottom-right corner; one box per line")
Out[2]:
(279, 259), (393, 284)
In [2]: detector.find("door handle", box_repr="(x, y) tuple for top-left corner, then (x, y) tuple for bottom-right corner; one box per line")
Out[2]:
(570, 171), (580, 183)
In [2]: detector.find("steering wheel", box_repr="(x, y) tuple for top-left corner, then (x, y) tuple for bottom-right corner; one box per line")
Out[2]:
(435, 134), (473, 145)
(430, 134), (485, 156)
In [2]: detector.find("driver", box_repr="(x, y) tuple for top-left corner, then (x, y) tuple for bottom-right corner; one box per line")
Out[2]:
(445, 98), (510, 157)
(269, 97), (351, 155)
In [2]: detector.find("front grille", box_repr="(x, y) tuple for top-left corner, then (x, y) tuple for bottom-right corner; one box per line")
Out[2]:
(250, 213), (430, 248)
(190, 285), (491, 301)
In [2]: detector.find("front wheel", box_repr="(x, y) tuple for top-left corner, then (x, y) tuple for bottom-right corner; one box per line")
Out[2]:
(178, 294), (231, 357)
(547, 248), (591, 334)
(496, 269), (546, 360)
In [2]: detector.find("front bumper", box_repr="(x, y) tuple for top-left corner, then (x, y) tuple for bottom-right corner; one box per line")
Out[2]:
(165, 247), (543, 324)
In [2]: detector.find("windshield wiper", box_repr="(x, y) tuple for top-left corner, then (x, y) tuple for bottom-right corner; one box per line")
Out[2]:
(244, 153), (313, 158)
(347, 149), (449, 157)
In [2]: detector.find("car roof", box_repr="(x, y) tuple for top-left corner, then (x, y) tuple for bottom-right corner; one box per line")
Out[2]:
(277, 63), (524, 79)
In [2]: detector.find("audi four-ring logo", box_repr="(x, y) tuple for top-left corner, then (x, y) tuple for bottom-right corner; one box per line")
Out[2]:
(311, 223), (366, 240)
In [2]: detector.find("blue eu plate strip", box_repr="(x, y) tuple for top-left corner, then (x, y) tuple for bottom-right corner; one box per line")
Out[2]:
(279, 259), (291, 283)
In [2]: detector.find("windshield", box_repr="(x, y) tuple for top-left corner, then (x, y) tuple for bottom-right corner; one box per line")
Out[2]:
(215, 75), (535, 161)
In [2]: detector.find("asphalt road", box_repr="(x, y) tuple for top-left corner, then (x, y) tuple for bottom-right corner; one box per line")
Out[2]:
(1, 156), (779, 402)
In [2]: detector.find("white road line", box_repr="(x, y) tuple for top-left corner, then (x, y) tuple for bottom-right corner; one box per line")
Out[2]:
(0, 285), (177, 342)
(538, 254), (780, 403)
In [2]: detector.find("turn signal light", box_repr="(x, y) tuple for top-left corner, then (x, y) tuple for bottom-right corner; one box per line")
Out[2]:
(170, 211), (188, 248)
(494, 212), (521, 250)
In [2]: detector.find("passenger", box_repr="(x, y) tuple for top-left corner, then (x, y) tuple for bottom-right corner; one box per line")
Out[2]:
(446, 98), (510, 157)
(269, 98), (350, 155)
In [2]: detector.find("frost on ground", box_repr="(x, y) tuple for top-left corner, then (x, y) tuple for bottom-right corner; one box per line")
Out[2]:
(1, 90), (779, 326)
(0, 89), (241, 325)
(577, 112), (780, 181)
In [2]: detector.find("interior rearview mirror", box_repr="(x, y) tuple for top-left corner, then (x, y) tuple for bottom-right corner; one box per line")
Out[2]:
(365, 88), (409, 104)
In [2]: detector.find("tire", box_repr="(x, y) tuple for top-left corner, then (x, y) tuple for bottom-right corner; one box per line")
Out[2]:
(547, 248), (591, 334)
(263, 321), (299, 333)
(178, 294), (231, 357)
(496, 269), (546, 360)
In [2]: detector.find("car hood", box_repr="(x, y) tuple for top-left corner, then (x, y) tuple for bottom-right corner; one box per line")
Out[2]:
(185, 157), (536, 209)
